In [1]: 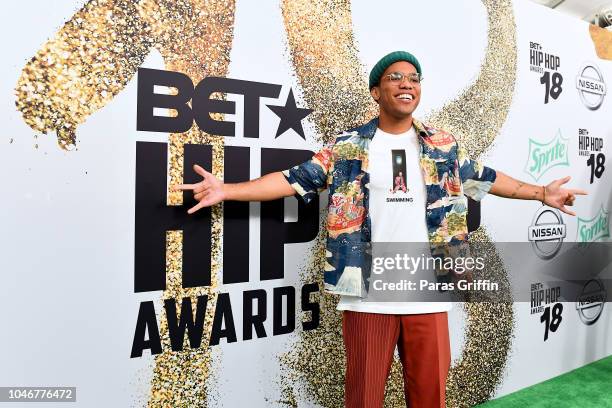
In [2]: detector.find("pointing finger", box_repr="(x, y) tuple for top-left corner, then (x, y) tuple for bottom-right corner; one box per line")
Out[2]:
(172, 184), (195, 191)
(569, 189), (588, 195)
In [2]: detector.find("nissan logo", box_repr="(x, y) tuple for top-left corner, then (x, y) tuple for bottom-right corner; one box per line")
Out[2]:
(576, 63), (607, 110)
(528, 206), (566, 260)
(576, 279), (606, 325)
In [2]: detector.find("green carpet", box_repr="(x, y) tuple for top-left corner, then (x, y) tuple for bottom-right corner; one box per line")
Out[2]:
(479, 355), (612, 408)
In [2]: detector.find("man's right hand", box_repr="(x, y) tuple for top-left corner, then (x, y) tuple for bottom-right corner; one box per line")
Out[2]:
(172, 164), (226, 214)
(172, 165), (298, 214)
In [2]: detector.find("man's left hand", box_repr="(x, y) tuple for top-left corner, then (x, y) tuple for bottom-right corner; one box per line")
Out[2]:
(544, 176), (588, 216)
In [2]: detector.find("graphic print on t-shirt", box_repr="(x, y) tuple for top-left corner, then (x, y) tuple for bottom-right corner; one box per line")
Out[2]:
(390, 149), (408, 194)
(386, 149), (414, 203)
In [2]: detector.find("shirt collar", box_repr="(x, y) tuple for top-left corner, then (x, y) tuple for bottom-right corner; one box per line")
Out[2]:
(355, 116), (429, 139)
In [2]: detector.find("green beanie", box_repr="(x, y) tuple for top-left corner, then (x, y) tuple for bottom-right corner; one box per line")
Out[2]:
(368, 51), (422, 89)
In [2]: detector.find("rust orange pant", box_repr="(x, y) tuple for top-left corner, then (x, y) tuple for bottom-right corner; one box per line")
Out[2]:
(342, 311), (451, 408)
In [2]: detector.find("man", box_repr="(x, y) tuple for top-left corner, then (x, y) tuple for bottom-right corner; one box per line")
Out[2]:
(175, 51), (586, 407)
(392, 171), (407, 193)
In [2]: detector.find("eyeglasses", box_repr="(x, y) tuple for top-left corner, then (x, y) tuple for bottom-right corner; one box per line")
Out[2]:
(384, 72), (423, 85)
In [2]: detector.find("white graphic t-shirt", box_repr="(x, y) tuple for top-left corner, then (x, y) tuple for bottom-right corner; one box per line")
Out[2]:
(337, 127), (452, 314)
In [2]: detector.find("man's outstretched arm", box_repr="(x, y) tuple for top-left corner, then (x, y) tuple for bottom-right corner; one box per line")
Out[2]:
(173, 164), (296, 214)
(490, 171), (587, 216)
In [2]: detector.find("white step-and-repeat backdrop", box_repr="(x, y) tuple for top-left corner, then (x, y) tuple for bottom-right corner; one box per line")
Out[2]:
(2, 0), (611, 406)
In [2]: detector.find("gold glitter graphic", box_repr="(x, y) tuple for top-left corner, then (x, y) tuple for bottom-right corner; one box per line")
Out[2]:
(15, 0), (151, 150)
(140, 1), (235, 406)
(150, 229), (219, 406)
(280, 0), (516, 406)
(425, 1), (517, 404)
(589, 24), (612, 60)
(16, 0), (235, 406)
(426, 1), (517, 160)
(281, 0), (378, 143)
(446, 228), (514, 408)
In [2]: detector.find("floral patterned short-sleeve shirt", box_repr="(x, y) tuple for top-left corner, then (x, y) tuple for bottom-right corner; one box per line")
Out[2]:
(282, 117), (497, 297)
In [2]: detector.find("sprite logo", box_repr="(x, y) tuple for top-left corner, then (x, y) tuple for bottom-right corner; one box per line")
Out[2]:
(524, 130), (569, 181)
(577, 206), (610, 243)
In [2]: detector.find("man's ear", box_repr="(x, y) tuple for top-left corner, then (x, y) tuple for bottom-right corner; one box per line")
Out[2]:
(370, 87), (380, 102)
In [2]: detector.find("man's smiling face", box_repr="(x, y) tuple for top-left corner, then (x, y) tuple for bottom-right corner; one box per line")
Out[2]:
(370, 60), (421, 120)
